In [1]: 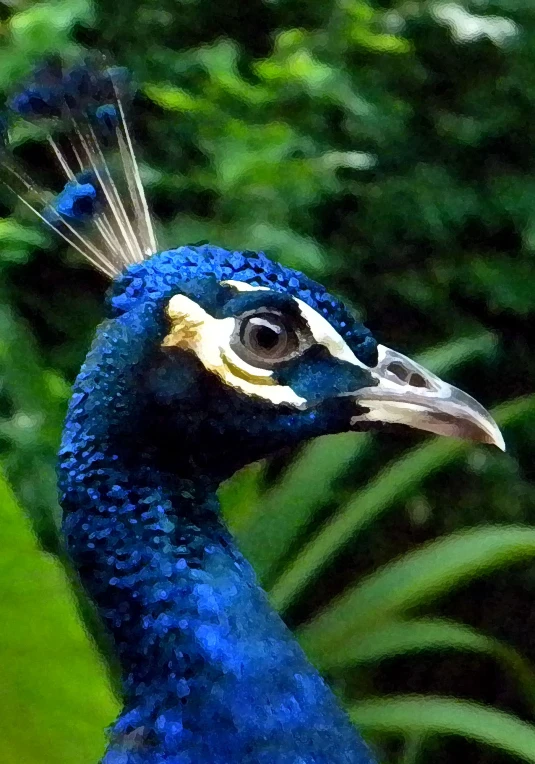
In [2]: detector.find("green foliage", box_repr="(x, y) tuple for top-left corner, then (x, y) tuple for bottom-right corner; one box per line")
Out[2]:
(1, 1), (535, 763)
(322, 618), (535, 701)
(349, 697), (535, 764)
(299, 524), (535, 659)
(0, 468), (118, 764)
(268, 396), (535, 612)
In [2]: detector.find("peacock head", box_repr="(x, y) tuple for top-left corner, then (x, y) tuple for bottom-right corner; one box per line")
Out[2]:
(100, 244), (504, 480)
(2, 58), (504, 482)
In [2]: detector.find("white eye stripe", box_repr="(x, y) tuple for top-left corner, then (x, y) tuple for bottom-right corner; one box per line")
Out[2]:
(221, 280), (367, 370)
(164, 293), (307, 409)
(292, 298), (366, 368)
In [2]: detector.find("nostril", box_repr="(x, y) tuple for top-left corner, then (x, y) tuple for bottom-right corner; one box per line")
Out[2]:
(409, 372), (428, 388)
(386, 361), (431, 389)
(387, 361), (410, 382)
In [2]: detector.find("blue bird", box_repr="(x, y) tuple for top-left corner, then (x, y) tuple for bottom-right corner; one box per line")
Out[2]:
(1, 59), (504, 764)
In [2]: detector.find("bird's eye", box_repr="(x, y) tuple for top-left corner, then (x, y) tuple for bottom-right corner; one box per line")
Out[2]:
(232, 312), (300, 368)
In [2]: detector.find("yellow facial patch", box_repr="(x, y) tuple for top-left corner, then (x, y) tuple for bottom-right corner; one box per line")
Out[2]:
(163, 293), (308, 408)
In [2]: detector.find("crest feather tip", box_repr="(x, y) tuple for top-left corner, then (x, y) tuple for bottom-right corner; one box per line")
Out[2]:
(1, 57), (156, 278)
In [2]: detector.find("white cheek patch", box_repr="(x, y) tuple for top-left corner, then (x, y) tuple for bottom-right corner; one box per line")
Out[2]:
(163, 293), (308, 409)
(222, 279), (368, 370)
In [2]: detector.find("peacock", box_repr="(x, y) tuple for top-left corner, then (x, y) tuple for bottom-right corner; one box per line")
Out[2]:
(0, 58), (504, 764)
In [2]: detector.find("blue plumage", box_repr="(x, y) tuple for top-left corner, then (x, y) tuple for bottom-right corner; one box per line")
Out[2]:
(8, 59), (127, 121)
(54, 177), (100, 220)
(10, 83), (63, 118)
(59, 246), (377, 764)
(3, 58), (504, 764)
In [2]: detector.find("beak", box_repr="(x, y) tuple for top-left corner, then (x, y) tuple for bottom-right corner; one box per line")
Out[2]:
(350, 345), (505, 451)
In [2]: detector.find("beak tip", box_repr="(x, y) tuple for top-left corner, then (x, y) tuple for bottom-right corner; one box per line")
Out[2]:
(479, 414), (505, 452)
(488, 428), (506, 452)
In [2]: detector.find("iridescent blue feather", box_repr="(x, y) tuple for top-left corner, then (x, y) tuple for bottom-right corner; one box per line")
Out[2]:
(1, 58), (156, 276)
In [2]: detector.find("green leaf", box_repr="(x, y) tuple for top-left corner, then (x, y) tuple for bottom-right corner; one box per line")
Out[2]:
(235, 433), (371, 585)
(270, 395), (535, 612)
(143, 83), (203, 113)
(299, 525), (535, 660)
(467, 256), (535, 315)
(220, 460), (267, 533)
(0, 218), (46, 248)
(416, 333), (496, 377)
(0, 297), (69, 539)
(316, 617), (535, 708)
(0, 469), (119, 764)
(10, 0), (94, 46)
(270, 438), (467, 612)
(349, 696), (535, 764)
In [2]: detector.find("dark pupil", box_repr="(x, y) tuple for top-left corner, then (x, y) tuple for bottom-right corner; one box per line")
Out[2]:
(253, 323), (281, 351)
(243, 315), (289, 358)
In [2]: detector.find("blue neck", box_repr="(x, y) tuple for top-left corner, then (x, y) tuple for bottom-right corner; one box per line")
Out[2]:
(59, 304), (375, 763)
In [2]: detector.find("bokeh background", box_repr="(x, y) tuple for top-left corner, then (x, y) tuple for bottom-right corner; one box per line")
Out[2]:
(1, 1), (535, 763)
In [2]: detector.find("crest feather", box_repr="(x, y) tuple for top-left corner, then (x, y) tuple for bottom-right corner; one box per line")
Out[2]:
(0, 57), (156, 278)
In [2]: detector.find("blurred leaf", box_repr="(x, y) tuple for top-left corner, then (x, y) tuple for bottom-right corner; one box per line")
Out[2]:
(234, 432), (371, 585)
(466, 256), (535, 315)
(220, 459), (267, 533)
(0, 468), (119, 764)
(300, 525), (535, 659)
(0, 297), (69, 539)
(271, 438), (460, 612)
(144, 83), (203, 113)
(0, 0), (93, 88)
(345, 0), (411, 54)
(416, 333), (496, 377)
(318, 617), (535, 708)
(270, 395), (535, 612)
(194, 39), (270, 105)
(0, 219), (45, 248)
(349, 696), (535, 763)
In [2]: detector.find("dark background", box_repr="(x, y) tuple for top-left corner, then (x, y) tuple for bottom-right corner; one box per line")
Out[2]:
(1, 1), (534, 763)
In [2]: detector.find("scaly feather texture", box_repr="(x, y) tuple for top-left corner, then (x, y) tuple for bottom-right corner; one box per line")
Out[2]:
(59, 246), (377, 764)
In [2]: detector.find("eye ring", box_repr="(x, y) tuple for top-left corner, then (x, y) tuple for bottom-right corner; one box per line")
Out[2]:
(231, 311), (301, 368)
